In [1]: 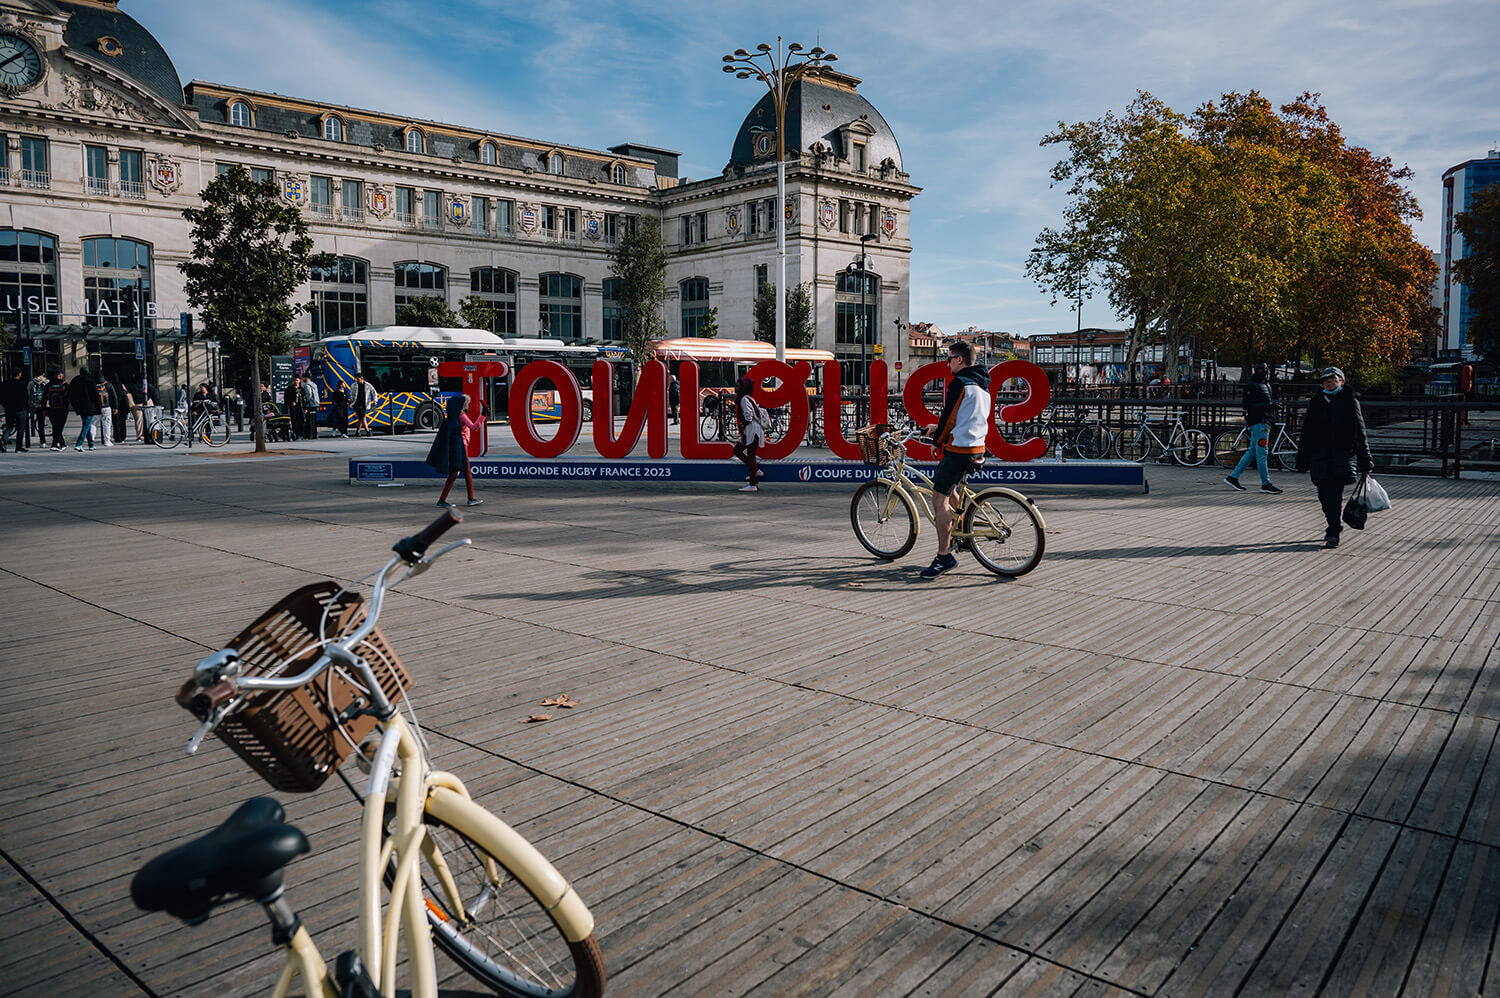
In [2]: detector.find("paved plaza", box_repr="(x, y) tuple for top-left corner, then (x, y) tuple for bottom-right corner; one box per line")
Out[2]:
(1, 442), (1498, 996)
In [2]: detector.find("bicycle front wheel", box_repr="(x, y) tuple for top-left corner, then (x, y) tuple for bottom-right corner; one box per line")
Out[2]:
(850, 481), (918, 560)
(963, 489), (1045, 577)
(152, 418), (185, 449)
(1073, 424), (1112, 460)
(699, 408), (720, 442)
(1170, 428), (1212, 466)
(1213, 429), (1248, 469)
(1116, 426), (1158, 463)
(388, 800), (607, 998)
(200, 415), (231, 447)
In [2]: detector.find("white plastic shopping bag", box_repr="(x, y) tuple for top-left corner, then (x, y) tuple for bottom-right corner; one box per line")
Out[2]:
(1364, 475), (1391, 513)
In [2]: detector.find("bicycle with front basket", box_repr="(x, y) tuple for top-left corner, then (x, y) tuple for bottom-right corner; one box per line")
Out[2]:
(131, 510), (606, 998)
(849, 424), (1046, 577)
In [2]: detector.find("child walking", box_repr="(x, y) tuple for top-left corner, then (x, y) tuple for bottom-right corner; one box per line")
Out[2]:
(425, 394), (484, 508)
(731, 377), (765, 492)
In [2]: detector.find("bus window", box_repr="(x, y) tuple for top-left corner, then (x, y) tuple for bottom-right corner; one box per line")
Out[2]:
(361, 354), (431, 393)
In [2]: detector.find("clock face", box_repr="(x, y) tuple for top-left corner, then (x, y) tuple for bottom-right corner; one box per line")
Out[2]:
(0, 34), (43, 92)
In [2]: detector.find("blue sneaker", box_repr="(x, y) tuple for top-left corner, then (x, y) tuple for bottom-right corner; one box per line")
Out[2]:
(919, 553), (959, 580)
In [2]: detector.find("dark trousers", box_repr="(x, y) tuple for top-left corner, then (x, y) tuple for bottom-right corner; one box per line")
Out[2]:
(304, 410), (317, 439)
(733, 439), (760, 483)
(1315, 480), (1346, 536)
(288, 405), (301, 438)
(32, 408), (47, 446)
(48, 408), (67, 445)
(4, 410), (29, 450)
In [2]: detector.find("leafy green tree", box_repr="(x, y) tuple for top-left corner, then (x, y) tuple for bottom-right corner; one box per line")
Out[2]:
(395, 295), (460, 328)
(697, 305), (720, 339)
(180, 166), (332, 452)
(457, 294), (498, 332)
(609, 217), (670, 376)
(1452, 185), (1500, 360)
(753, 282), (814, 349)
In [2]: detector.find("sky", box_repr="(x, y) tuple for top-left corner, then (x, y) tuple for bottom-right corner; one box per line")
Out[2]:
(131, 0), (1499, 337)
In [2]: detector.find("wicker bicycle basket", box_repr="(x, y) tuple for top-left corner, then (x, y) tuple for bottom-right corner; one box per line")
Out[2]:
(855, 424), (893, 466)
(176, 581), (411, 793)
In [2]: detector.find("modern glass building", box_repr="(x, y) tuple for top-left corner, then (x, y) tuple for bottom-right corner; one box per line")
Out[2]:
(1440, 150), (1500, 360)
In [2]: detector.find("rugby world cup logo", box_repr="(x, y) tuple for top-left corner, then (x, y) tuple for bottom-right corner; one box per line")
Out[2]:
(798, 466), (811, 482)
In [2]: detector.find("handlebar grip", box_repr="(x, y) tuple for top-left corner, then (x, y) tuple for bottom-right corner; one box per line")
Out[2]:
(393, 508), (462, 563)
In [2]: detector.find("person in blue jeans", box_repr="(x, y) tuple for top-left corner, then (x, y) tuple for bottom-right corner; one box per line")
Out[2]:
(1224, 363), (1282, 494)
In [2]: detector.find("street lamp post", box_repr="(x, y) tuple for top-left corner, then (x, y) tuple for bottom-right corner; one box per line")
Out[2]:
(723, 38), (837, 365)
(893, 317), (905, 390)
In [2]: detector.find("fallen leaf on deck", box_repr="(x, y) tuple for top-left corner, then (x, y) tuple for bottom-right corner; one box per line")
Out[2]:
(847, 582), (864, 587)
(541, 695), (580, 708)
(525, 714), (552, 723)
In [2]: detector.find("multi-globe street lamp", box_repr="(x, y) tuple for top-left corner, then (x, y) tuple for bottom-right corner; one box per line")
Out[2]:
(722, 39), (837, 364)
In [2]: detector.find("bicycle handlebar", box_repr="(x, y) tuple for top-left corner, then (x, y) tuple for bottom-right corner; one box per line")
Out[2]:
(393, 508), (462, 563)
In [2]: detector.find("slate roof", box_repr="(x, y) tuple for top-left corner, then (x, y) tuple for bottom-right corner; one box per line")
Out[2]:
(56, 0), (185, 107)
(729, 71), (902, 172)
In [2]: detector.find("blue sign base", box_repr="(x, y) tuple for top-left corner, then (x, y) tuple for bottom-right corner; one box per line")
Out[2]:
(350, 457), (1145, 489)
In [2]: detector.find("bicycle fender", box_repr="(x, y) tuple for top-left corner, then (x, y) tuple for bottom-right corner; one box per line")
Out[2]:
(973, 487), (1046, 530)
(424, 785), (596, 943)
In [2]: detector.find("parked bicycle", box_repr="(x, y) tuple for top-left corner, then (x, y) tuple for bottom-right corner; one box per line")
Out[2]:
(150, 399), (231, 448)
(131, 510), (606, 998)
(699, 392), (787, 442)
(1115, 408), (1212, 465)
(849, 424), (1046, 577)
(1001, 404), (1114, 460)
(1212, 421), (1299, 471)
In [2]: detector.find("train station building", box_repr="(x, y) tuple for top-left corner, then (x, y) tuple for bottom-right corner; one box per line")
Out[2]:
(0, 0), (918, 391)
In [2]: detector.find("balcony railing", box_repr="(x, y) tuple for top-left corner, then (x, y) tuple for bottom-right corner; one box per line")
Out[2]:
(18, 169), (50, 189)
(85, 176), (110, 196)
(420, 216), (444, 231)
(118, 179), (146, 199)
(394, 211), (417, 227)
(0, 166), (7, 185)
(309, 203), (335, 219)
(340, 206), (363, 223)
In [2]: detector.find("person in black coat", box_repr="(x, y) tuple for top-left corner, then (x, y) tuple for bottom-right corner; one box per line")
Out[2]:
(425, 394), (482, 507)
(1296, 366), (1373, 549)
(68, 370), (102, 450)
(1225, 363), (1281, 493)
(1, 369), (30, 452)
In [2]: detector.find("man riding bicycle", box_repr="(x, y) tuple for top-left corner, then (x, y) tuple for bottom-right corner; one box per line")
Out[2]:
(921, 340), (991, 579)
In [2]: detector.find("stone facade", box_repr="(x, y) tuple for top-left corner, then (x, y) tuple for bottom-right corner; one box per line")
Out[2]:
(0, 0), (918, 392)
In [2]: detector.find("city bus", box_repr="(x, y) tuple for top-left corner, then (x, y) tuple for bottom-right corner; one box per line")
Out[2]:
(309, 327), (632, 429)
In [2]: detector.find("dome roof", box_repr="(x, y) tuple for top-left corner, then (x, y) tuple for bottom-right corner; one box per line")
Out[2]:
(728, 69), (902, 172)
(57, 1), (185, 107)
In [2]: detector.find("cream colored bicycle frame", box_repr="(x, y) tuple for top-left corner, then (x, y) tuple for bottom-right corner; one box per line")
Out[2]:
(873, 444), (1046, 539)
(269, 710), (596, 998)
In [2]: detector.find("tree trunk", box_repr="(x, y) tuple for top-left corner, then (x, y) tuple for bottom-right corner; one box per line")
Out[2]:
(249, 345), (268, 453)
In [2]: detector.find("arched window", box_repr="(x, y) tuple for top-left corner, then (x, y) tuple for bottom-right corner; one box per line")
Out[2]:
(406, 129), (425, 154)
(393, 261), (447, 316)
(469, 267), (517, 334)
(548, 152), (564, 175)
(229, 101), (251, 127)
(323, 116), (344, 142)
(834, 268), (881, 387)
(309, 256), (368, 335)
(680, 277), (711, 337)
(602, 278), (624, 342)
(0, 229), (60, 326)
(480, 142), (497, 166)
(611, 163), (626, 185)
(81, 236), (152, 327)
(538, 272), (582, 340)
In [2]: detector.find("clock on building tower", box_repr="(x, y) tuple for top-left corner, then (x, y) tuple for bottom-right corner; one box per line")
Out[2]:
(0, 33), (44, 95)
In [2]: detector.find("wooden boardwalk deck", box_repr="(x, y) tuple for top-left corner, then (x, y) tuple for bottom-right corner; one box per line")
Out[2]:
(1, 454), (1498, 997)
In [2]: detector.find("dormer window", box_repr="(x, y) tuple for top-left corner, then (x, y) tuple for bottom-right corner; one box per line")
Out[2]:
(406, 129), (425, 154)
(611, 163), (626, 184)
(480, 141), (497, 165)
(323, 116), (344, 142)
(548, 152), (564, 175)
(229, 101), (252, 127)
(851, 142), (867, 172)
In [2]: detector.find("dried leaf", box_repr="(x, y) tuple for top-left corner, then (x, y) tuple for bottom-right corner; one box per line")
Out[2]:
(847, 582), (864, 587)
(542, 694), (580, 709)
(525, 714), (552, 723)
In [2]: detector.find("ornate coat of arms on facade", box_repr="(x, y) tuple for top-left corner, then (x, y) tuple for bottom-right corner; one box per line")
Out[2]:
(447, 196), (469, 226)
(725, 206), (741, 236)
(882, 209), (898, 238)
(518, 204), (540, 234)
(281, 175), (308, 207)
(54, 75), (149, 122)
(784, 196), (798, 225)
(819, 201), (836, 230)
(584, 214), (602, 240)
(147, 155), (181, 195)
(367, 185), (392, 218)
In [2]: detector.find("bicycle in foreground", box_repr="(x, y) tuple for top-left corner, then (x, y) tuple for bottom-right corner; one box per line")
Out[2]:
(149, 400), (231, 448)
(131, 510), (606, 998)
(849, 424), (1046, 577)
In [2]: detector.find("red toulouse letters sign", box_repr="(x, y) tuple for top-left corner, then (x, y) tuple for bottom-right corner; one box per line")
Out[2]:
(506, 358), (1051, 462)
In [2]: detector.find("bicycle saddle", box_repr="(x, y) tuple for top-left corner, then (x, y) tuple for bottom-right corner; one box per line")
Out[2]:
(131, 797), (310, 924)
